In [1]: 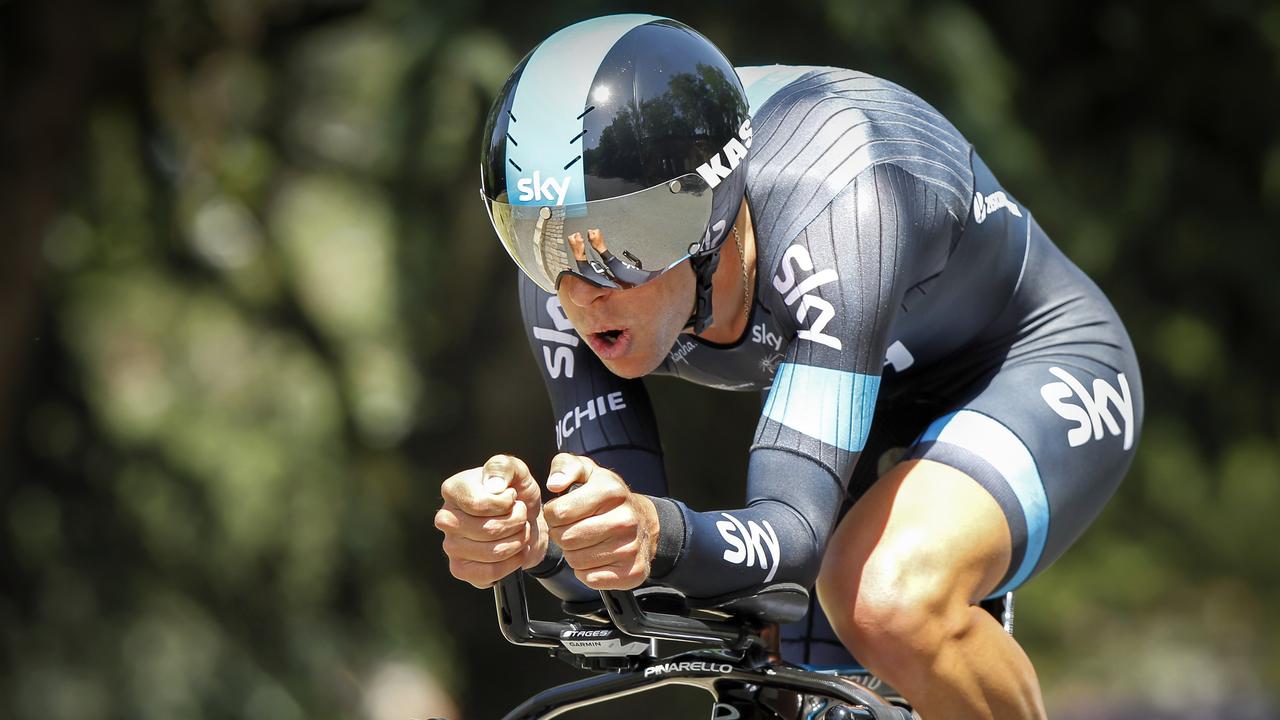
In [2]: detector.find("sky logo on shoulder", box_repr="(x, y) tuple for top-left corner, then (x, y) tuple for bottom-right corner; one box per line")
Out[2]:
(517, 171), (571, 206)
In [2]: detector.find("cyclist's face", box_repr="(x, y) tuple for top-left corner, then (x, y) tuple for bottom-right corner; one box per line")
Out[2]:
(557, 262), (695, 379)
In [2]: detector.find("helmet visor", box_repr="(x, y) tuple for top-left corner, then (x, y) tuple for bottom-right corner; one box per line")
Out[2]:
(483, 173), (714, 294)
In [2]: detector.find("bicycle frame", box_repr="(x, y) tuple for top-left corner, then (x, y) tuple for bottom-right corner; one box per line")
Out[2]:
(502, 656), (903, 719)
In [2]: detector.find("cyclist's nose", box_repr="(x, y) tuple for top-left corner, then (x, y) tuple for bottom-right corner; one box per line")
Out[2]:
(561, 275), (611, 308)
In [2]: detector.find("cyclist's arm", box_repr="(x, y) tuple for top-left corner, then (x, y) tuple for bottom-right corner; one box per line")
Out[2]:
(646, 163), (938, 597)
(517, 273), (668, 600)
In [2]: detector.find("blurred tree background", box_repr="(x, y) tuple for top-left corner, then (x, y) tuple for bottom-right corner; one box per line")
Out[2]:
(1, 0), (1277, 717)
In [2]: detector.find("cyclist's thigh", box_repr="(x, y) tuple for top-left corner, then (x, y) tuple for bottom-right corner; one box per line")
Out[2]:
(905, 296), (1144, 598)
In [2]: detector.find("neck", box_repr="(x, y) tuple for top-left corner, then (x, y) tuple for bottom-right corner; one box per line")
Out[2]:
(695, 203), (756, 344)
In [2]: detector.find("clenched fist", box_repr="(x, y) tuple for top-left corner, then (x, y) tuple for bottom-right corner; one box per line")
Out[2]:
(543, 453), (660, 591)
(434, 455), (548, 589)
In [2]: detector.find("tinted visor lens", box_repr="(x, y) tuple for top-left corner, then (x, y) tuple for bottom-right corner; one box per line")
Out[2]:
(484, 173), (713, 293)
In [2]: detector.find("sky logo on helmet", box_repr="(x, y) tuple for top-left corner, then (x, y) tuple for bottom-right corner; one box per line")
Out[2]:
(695, 119), (753, 189)
(517, 171), (572, 206)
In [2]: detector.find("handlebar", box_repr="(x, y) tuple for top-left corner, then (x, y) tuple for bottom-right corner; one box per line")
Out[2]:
(492, 571), (907, 720)
(494, 571), (767, 650)
(493, 570), (575, 647)
(599, 589), (757, 648)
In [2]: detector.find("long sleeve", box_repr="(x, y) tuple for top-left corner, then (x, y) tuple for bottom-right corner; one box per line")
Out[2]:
(517, 273), (668, 600)
(647, 164), (950, 598)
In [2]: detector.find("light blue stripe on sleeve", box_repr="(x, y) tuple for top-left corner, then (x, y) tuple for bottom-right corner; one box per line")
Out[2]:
(921, 410), (1049, 598)
(762, 362), (879, 452)
(506, 14), (657, 206)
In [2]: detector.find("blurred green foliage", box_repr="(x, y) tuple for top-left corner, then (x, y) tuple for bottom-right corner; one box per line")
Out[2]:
(1, 0), (1277, 718)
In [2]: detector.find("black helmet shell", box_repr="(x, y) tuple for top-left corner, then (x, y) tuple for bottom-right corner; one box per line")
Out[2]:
(481, 14), (750, 255)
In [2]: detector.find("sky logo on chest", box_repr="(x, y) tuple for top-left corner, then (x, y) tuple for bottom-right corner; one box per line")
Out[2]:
(751, 322), (783, 351)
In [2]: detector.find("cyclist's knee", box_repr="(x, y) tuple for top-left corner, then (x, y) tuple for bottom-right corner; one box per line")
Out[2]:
(818, 540), (973, 666)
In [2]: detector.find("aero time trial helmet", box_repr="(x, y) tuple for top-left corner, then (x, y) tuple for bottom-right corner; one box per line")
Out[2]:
(480, 14), (751, 313)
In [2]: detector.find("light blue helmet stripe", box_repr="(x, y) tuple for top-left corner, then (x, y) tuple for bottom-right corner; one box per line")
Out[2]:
(736, 65), (822, 115)
(505, 14), (658, 206)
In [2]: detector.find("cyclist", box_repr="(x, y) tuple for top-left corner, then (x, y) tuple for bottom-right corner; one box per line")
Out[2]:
(435, 14), (1143, 720)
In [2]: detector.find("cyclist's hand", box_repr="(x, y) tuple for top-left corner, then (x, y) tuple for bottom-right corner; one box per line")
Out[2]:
(542, 453), (659, 591)
(434, 454), (549, 589)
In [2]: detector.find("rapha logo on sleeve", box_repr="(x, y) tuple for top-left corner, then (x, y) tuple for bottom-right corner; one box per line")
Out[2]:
(972, 190), (1023, 224)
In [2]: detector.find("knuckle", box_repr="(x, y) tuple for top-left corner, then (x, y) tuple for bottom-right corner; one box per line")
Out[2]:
(612, 509), (637, 532)
(542, 502), (563, 526)
(547, 525), (566, 547)
(552, 452), (582, 474)
(558, 524), (580, 547)
(480, 517), (508, 539)
(492, 538), (521, 560)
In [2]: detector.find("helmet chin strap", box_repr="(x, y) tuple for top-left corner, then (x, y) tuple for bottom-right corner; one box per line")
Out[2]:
(685, 249), (722, 334)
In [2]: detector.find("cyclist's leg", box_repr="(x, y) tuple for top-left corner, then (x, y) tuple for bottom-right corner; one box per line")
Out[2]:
(816, 454), (1045, 720)
(816, 342), (1141, 720)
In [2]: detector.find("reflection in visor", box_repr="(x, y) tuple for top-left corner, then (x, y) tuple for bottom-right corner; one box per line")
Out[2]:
(533, 206), (573, 284)
(484, 173), (714, 293)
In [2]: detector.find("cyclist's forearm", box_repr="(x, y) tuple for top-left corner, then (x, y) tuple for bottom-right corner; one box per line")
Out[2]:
(645, 448), (845, 597)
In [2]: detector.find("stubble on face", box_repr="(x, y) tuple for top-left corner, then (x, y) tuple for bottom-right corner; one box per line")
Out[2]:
(557, 262), (695, 379)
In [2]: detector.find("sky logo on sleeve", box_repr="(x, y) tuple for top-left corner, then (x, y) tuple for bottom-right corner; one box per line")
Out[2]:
(773, 244), (841, 350)
(534, 296), (577, 379)
(715, 513), (781, 582)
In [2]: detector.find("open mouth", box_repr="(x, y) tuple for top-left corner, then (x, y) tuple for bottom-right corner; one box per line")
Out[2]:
(587, 327), (632, 360)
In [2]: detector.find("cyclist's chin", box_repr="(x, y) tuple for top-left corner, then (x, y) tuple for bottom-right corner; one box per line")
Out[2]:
(596, 351), (665, 379)
(596, 343), (665, 379)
